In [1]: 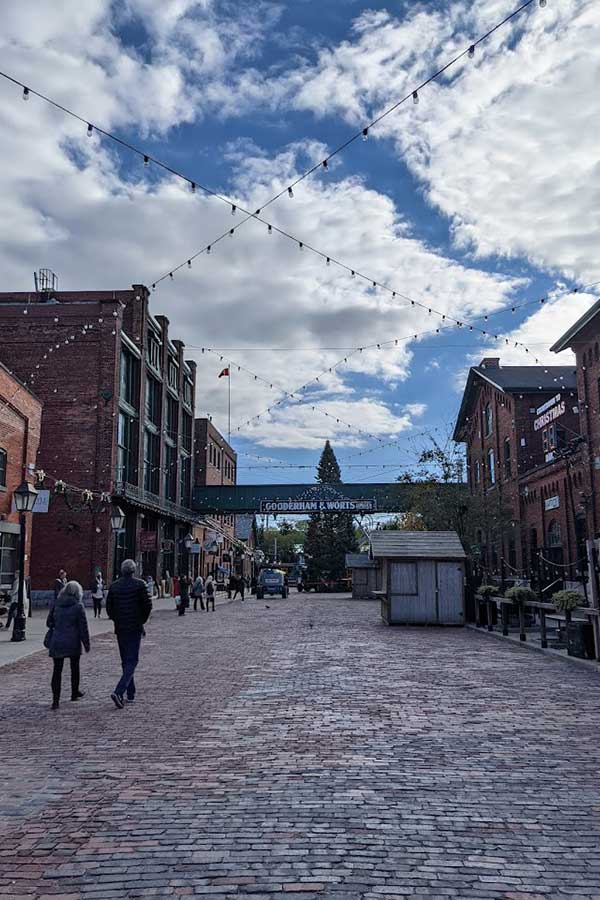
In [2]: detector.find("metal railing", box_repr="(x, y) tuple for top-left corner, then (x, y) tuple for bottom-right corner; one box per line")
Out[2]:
(113, 481), (198, 524)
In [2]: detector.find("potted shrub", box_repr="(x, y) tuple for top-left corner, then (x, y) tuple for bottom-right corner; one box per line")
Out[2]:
(475, 584), (498, 628)
(552, 590), (593, 659)
(551, 590), (583, 615)
(504, 585), (537, 630)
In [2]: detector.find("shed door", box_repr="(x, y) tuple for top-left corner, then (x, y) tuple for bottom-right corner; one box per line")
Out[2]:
(436, 562), (464, 624)
(389, 561), (436, 623)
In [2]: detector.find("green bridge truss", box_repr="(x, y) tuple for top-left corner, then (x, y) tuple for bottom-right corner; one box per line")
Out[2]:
(192, 482), (464, 515)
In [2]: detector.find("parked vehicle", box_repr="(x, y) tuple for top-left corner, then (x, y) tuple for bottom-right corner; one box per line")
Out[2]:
(256, 568), (288, 600)
(298, 576), (352, 593)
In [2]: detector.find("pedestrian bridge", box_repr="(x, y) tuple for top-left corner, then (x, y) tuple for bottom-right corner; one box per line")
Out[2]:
(192, 482), (464, 514)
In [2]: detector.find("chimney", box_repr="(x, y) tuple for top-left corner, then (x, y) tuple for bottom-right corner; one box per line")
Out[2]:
(480, 358), (500, 369)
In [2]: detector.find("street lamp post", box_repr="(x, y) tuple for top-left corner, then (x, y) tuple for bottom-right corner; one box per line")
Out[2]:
(11, 480), (39, 643)
(110, 506), (126, 579)
(184, 532), (193, 577)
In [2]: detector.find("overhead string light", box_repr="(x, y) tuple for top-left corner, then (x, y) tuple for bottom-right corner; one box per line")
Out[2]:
(0, 2), (542, 287)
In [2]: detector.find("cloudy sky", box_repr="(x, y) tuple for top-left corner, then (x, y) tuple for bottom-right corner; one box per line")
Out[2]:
(1, 0), (598, 484)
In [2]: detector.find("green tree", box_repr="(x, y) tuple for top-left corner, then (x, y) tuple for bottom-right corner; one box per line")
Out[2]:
(304, 441), (358, 580)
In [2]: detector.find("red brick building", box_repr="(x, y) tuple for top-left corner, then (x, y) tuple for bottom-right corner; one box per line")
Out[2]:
(192, 418), (238, 581)
(0, 282), (197, 595)
(0, 362), (42, 596)
(454, 357), (581, 579)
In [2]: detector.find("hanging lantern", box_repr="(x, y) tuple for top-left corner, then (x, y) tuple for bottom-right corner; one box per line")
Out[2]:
(54, 480), (66, 494)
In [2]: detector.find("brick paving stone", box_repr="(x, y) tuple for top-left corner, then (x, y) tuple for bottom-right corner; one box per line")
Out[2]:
(1, 596), (600, 898)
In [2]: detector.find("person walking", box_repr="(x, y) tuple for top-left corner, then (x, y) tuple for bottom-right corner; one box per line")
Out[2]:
(192, 574), (205, 611)
(54, 569), (67, 601)
(46, 581), (90, 710)
(106, 559), (152, 709)
(178, 575), (191, 616)
(205, 575), (215, 612)
(91, 570), (105, 618)
(5, 572), (27, 634)
(232, 575), (245, 601)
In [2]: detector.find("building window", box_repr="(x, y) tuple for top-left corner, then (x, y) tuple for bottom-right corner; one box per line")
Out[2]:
(167, 357), (179, 391)
(484, 403), (493, 437)
(504, 438), (511, 477)
(166, 395), (178, 443)
(145, 375), (161, 427)
(0, 448), (6, 488)
(0, 530), (18, 587)
(183, 378), (193, 408)
(180, 453), (191, 504)
(182, 412), (192, 453)
(117, 412), (137, 484)
(120, 348), (139, 409)
(143, 429), (160, 495)
(487, 448), (495, 485)
(165, 443), (177, 501)
(147, 332), (162, 371)
(548, 520), (561, 547)
(543, 424), (564, 454)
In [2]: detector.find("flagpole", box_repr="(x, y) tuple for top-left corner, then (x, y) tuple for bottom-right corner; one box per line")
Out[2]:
(228, 365), (231, 444)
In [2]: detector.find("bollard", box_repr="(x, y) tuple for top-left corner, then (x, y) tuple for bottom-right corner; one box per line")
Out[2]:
(502, 603), (509, 637)
(540, 608), (548, 649)
(519, 601), (527, 642)
(487, 599), (494, 632)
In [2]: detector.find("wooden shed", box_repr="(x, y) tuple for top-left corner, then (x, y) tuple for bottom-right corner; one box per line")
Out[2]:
(345, 553), (380, 599)
(371, 531), (466, 626)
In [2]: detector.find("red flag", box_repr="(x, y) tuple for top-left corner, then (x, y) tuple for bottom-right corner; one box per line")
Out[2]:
(218, 367), (230, 378)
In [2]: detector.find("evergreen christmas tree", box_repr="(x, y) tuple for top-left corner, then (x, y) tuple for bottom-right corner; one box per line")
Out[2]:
(304, 441), (358, 581)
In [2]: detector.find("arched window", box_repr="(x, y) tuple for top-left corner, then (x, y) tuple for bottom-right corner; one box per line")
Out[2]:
(487, 448), (496, 485)
(548, 520), (561, 547)
(484, 403), (493, 437)
(0, 448), (6, 488)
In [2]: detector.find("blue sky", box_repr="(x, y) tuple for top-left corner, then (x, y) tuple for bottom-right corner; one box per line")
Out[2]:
(0, 0), (598, 488)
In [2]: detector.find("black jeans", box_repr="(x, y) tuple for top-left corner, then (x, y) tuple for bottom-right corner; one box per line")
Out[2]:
(205, 593), (215, 611)
(193, 594), (205, 611)
(93, 598), (102, 617)
(115, 631), (142, 700)
(51, 656), (80, 703)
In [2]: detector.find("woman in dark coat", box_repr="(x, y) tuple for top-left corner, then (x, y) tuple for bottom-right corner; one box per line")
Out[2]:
(46, 581), (90, 709)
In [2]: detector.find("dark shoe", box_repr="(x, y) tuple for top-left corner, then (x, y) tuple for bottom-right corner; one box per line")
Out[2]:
(126, 697), (135, 704)
(71, 692), (85, 701)
(51, 701), (59, 710)
(111, 692), (124, 709)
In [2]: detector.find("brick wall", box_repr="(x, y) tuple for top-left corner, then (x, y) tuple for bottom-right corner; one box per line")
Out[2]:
(0, 296), (121, 589)
(0, 363), (42, 587)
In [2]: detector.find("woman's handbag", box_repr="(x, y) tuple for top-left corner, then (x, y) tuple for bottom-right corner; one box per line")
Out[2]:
(43, 628), (53, 649)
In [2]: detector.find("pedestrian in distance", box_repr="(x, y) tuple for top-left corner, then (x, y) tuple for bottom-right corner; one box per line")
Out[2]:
(232, 575), (245, 602)
(145, 574), (156, 600)
(54, 568), (67, 601)
(46, 581), (90, 710)
(106, 559), (152, 710)
(192, 574), (205, 611)
(5, 572), (28, 634)
(178, 574), (191, 616)
(205, 575), (215, 611)
(91, 569), (105, 618)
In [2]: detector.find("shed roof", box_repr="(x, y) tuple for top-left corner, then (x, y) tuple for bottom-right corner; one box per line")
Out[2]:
(345, 553), (377, 569)
(370, 531), (466, 560)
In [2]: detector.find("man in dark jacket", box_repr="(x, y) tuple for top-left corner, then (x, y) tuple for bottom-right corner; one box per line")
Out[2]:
(106, 559), (152, 709)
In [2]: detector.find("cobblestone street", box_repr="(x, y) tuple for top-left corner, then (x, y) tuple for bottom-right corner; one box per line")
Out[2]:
(1, 595), (599, 899)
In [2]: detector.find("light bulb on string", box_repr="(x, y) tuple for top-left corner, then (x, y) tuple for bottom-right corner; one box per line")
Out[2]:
(190, 182), (196, 194)
(539, 0), (546, 6)
(206, 245), (211, 255)
(229, 229), (234, 237)
(187, 260), (191, 268)
(468, 45), (475, 58)
(23, 87), (30, 101)
(326, 257), (331, 266)
(87, 123), (93, 137)
(143, 155), (149, 167)
(231, 205), (236, 216)
(288, 187), (294, 198)
(362, 128), (369, 141)
(412, 91), (419, 104)
(322, 159), (328, 170)
(268, 224), (272, 235)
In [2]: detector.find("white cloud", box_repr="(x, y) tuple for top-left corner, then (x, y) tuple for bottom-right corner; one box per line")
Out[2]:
(276, 0), (600, 283)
